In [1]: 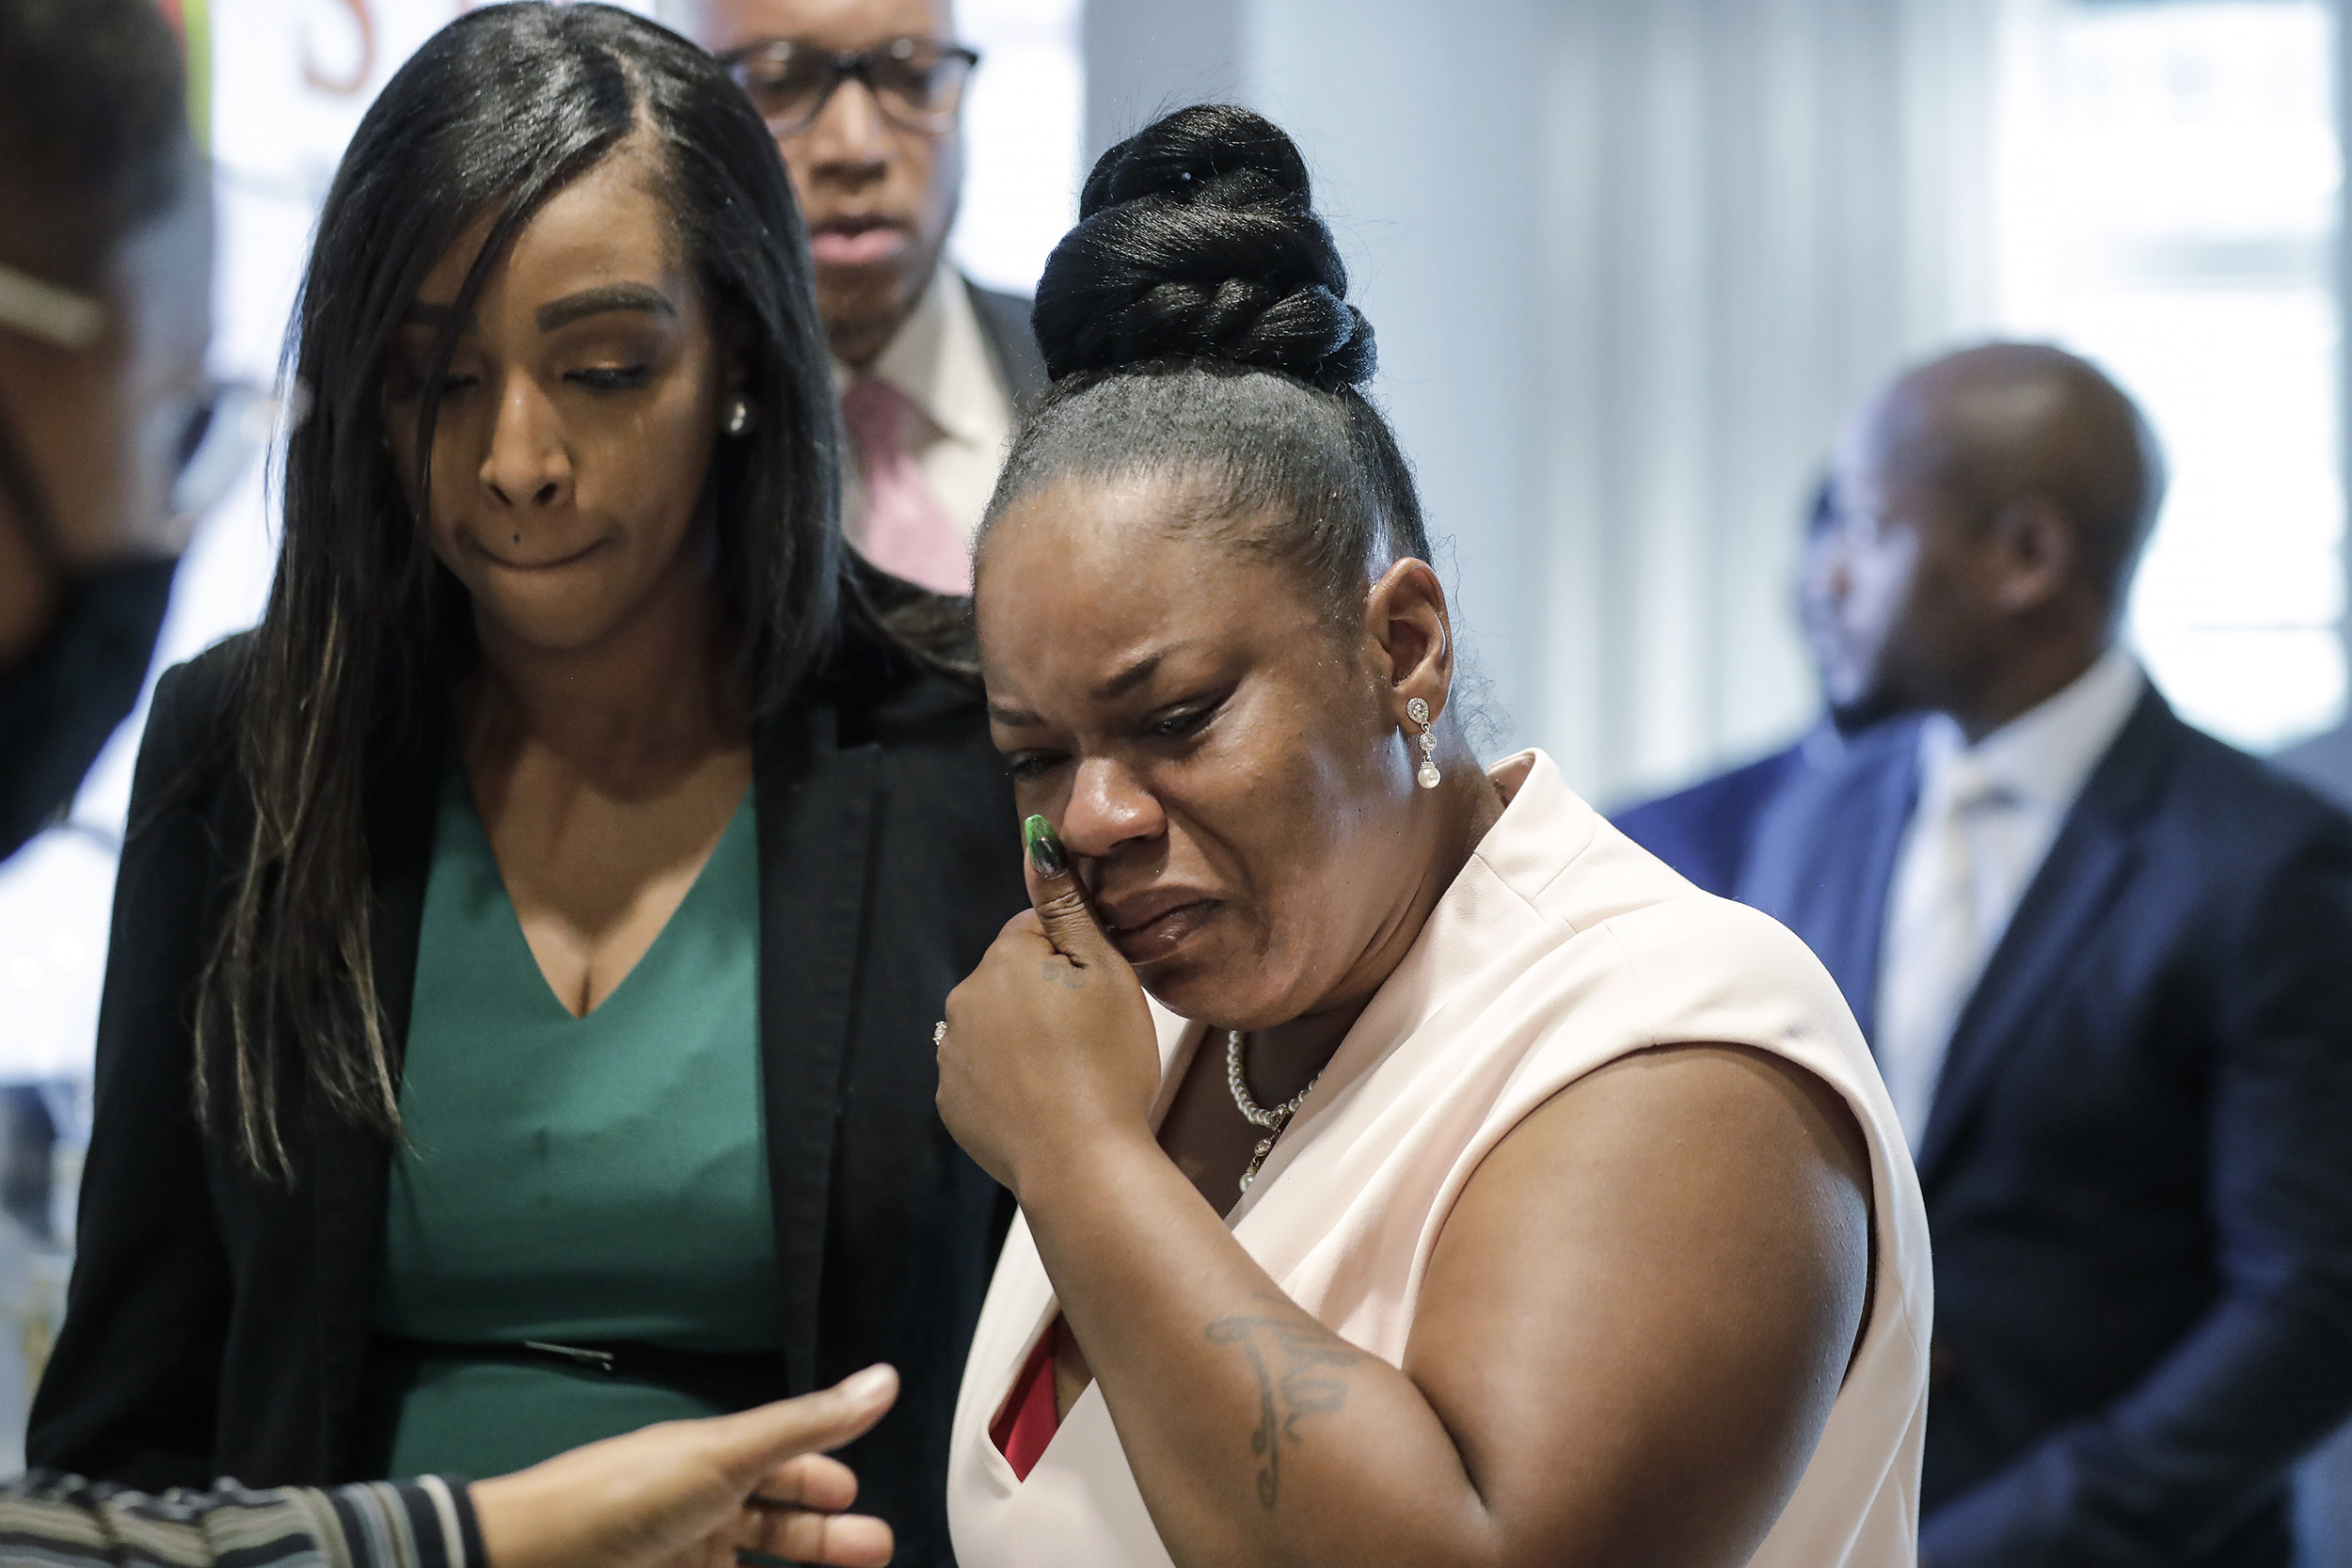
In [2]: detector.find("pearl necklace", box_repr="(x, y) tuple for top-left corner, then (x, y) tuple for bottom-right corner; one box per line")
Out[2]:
(1226, 1029), (1321, 1196)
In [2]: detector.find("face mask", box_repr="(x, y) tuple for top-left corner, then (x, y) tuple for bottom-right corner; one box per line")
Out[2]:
(0, 554), (178, 860)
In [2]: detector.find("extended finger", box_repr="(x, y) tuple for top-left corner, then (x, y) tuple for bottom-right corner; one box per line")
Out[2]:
(707, 1366), (898, 1488)
(744, 1452), (858, 1514)
(736, 1512), (894, 1568)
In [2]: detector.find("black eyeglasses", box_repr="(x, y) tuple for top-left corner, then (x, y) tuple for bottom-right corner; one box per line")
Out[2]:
(718, 37), (979, 137)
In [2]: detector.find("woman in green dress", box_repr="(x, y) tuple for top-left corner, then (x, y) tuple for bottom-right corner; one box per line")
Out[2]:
(29, 10), (1025, 1564)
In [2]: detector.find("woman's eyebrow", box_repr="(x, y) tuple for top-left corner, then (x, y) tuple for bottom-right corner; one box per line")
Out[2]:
(401, 301), (471, 330)
(1092, 651), (1167, 702)
(535, 282), (677, 333)
(984, 643), (1201, 726)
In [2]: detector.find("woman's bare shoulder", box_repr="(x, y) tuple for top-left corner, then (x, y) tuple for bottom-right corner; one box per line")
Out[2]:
(1402, 1041), (1875, 1566)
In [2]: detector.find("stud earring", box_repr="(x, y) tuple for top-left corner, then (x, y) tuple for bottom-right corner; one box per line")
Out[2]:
(1407, 696), (1440, 789)
(723, 396), (755, 437)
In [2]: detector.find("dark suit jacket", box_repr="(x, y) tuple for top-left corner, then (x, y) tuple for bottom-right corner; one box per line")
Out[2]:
(1740, 689), (2352, 1568)
(26, 621), (1028, 1568)
(1613, 737), (1809, 896)
(965, 278), (1047, 407)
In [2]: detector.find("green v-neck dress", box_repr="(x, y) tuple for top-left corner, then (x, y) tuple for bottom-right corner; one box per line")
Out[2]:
(366, 768), (780, 1479)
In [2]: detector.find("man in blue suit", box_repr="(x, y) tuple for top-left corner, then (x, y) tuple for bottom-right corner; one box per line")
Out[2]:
(1740, 342), (2352, 1567)
(1615, 480), (1883, 894)
(1611, 736), (1813, 895)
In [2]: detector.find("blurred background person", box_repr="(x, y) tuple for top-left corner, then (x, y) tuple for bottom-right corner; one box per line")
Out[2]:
(1613, 477), (1892, 895)
(0, 0), (227, 1468)
(0, 0), (208, 862)
(24, 12), (1023, 1568)
(679, 0), (1046, 594)
(1740, 342), (2352, 1568)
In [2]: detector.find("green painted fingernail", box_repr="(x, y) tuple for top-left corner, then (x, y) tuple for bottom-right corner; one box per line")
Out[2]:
(1023, 815), (1066, 877)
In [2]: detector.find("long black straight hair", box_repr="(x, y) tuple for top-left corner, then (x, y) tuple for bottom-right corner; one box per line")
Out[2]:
(199, 2), (911, 1178)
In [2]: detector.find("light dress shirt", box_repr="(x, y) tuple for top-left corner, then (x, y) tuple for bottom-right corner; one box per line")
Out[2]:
(834, 261), (1015, 548)
(1874, 643), (2146, 1148)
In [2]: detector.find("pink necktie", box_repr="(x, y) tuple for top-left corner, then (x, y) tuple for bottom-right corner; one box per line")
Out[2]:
(839, 378), (971, 595)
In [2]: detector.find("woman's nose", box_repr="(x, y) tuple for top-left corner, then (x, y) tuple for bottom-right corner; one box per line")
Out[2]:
(481, 375), (572, 510)
(1060, 757), (1165, 859)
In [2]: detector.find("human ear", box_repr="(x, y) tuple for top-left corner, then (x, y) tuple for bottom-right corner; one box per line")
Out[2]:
(1988, 494), (2074, 615)
(1363, 557), (1455, 723)
(714, 321), (752, 438)
(704, 292), (749, 397)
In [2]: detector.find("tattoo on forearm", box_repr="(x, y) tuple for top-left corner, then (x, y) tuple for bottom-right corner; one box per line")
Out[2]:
(1202, 1312), (1361, 1510)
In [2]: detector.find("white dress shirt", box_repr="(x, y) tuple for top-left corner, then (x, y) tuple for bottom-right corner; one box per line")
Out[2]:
(1874, 644), (2147, 1148)
(834, 261), (1016, 548)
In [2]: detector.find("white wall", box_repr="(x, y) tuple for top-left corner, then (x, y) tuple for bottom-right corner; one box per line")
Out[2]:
(949, 0), (1085, 292)
(1245, 0), (1554, 766)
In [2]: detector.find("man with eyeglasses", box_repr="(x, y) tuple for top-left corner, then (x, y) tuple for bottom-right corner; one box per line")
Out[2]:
(680, 0), (1046, 595)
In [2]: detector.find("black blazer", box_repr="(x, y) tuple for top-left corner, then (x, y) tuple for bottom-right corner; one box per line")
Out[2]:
(964, 278), (1047, 407)
(26, 622), (1028, 1568)
(1740, 689), (2352, 1568)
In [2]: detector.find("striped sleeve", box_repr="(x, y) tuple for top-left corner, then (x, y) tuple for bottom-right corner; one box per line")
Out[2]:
(0, 1471), (482, 1568)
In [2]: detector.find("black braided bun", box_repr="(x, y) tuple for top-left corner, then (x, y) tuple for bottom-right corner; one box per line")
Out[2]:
(1031, 104), (1375, 392)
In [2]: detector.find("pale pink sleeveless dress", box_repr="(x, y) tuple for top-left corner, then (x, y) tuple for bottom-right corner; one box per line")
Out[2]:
(947, 750), (1931, 1568)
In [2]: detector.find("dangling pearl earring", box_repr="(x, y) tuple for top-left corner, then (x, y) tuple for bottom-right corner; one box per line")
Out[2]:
(723, 396), (755, 437)
(1407, 697), (1440, 789)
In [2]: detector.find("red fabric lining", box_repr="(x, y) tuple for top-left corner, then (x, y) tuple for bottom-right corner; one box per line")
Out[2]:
(990, 1321), (1061, 1481)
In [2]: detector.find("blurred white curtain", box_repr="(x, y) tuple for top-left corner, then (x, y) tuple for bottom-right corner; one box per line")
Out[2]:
(1534, 0), (2006, 802)
(1083, 0), (2006, 803)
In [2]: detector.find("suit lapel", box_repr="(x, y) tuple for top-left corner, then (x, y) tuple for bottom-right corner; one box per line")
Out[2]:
(1825, 742), (1919, 1044)
(1914, 691), (2176, 1186)
(755, 695), (882, 1395)
(1746, 725), (1919, 1043)
(311, 721), (442, 1479)
(965, 277), (1047, 406)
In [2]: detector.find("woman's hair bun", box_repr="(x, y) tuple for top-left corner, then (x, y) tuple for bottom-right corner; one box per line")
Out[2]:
(1031, 103), (1375, 392)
